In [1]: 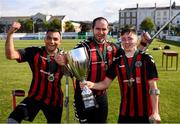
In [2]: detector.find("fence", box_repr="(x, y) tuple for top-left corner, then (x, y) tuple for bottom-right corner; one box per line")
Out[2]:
(0, 32), (94, 40)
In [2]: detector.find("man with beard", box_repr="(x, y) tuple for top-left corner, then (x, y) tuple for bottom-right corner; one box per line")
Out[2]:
(72, 17), (118, 123)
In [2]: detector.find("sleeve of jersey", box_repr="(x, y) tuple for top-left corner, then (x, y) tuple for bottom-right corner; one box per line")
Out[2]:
(106, 60), (117, 80)
(16, 47), (37, 63)
(111, 42), (124, 58)
(145, 54), (158, 80)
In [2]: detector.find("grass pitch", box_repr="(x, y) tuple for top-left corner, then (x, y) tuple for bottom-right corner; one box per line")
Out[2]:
(0, 39), (180, 123)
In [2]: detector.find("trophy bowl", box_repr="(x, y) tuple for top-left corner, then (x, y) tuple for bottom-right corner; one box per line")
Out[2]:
(67, 47), (96, 109)
(67, 47), (89, 82)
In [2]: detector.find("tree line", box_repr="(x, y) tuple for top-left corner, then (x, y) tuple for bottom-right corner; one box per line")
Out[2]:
(0, 18), (75, 33)
(1, 17), (179, 36)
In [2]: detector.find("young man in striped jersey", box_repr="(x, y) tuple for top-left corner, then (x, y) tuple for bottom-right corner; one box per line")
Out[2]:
(81, 26), (161, 123)
(5, 22), (66, 123)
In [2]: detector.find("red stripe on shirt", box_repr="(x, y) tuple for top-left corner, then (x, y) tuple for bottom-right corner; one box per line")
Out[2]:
(29, 53), (40, 97)
(127, 58), (135, 117)
(44, 82), (52, 105)
(136, 54), (143, 116)
(53, 67), (61, 107)
(90, 43), (97, 82)
(130, 87), (134, 116)
(35, 51), (46, 100)
(120, 57), (128, 116)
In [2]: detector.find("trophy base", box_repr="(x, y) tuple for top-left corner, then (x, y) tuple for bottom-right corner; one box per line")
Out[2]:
(83, 99), (99, 111)
(81, 85), (98, 110)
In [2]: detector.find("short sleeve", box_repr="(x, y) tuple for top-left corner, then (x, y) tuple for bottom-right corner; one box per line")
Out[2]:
(106, 59), (118, 80)
(144, 54), (158, 80)
(17, 46), (40, 63)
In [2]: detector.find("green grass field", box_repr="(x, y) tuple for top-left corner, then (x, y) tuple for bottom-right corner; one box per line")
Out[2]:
(0, 39), (180, 123)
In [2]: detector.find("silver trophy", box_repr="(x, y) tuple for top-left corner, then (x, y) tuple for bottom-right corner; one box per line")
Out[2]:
(67, 47), (96, 109)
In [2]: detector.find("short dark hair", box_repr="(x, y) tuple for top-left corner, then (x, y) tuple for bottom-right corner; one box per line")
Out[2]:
(121, 26), (136, 36)
(92, 17), (109, 28)
(46, 28), (61, 36)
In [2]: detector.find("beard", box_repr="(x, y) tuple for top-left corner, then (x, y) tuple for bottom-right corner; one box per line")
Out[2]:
(94, 35), (106, 43)
(45, 45), (58, 55)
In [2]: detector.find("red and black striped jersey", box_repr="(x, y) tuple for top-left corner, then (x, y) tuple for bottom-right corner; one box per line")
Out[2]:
(17, 46), (64, 107)
(106, 52), (158, 117)
(74, 37), (120, 96)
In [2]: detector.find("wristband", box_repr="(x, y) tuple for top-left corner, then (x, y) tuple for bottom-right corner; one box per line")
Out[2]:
(149, 89), (160, 95)
(140, 41), (147, 47)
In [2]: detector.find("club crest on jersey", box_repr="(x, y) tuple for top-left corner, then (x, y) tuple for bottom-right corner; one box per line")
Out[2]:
(135, 61), (142, 67)
(107, 46), (112, 51)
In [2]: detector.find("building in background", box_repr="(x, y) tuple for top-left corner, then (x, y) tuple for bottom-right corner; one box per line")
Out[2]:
(0, 12), (81, 33)
(118, 2), (180, 36)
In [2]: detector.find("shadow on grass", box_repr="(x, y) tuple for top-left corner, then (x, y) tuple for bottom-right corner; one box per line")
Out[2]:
(157, 39), (180, 47)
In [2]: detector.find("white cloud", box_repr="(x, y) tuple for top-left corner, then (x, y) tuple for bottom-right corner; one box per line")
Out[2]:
(0, 0), (180, 22)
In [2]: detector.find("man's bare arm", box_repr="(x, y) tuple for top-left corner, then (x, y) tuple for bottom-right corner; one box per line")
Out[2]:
(81, 77), (113, 90)
(5, 22), (21, 60)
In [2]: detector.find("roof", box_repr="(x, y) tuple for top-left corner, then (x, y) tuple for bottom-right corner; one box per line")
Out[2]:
(53, 15), (66, 20)
(0, 16), (30, 22)
(0, 13), (67, 23)
(122, 6), (180, 11)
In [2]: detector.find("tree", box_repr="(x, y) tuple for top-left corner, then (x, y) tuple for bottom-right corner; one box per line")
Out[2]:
(42, 21), (49, 31)
(17, 19), (25, 33)
(80, 22), (91, 32)
(140, 17), (156, 33)
(65, 21), (75, 32)
(49, 19), (61, 31)
(24, 19), (33, 33)
(17, 19), (33, 33)
(0, 24), (5, 33)
(171, 24), (180, 36)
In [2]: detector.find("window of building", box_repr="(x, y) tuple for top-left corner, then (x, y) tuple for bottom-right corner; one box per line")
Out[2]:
(157, 12), (161, 16)
(132, 19), (136, 24)
(121, 19), (124, 25)
(126, 12), (130, 17)
(151, 12), (154, 17)
(121, 12), (124, 17)
(126, 19), (130, 24)
(163, 11), (167, 16)
(157, 21), (160, 25)
(132, 12), (136, 17)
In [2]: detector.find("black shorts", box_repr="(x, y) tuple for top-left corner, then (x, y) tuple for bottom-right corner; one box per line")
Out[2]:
(74, 88), (108, 123)
(118, 115), (150, 123)
(8, 97), (63, 123)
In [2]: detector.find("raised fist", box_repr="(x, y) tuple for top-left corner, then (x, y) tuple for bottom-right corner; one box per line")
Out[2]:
(8, 22), (21, 34)
(141, 31), (152, 44)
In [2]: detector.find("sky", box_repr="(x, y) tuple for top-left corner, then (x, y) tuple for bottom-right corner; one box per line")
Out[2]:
(0, 0), (180, 22)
